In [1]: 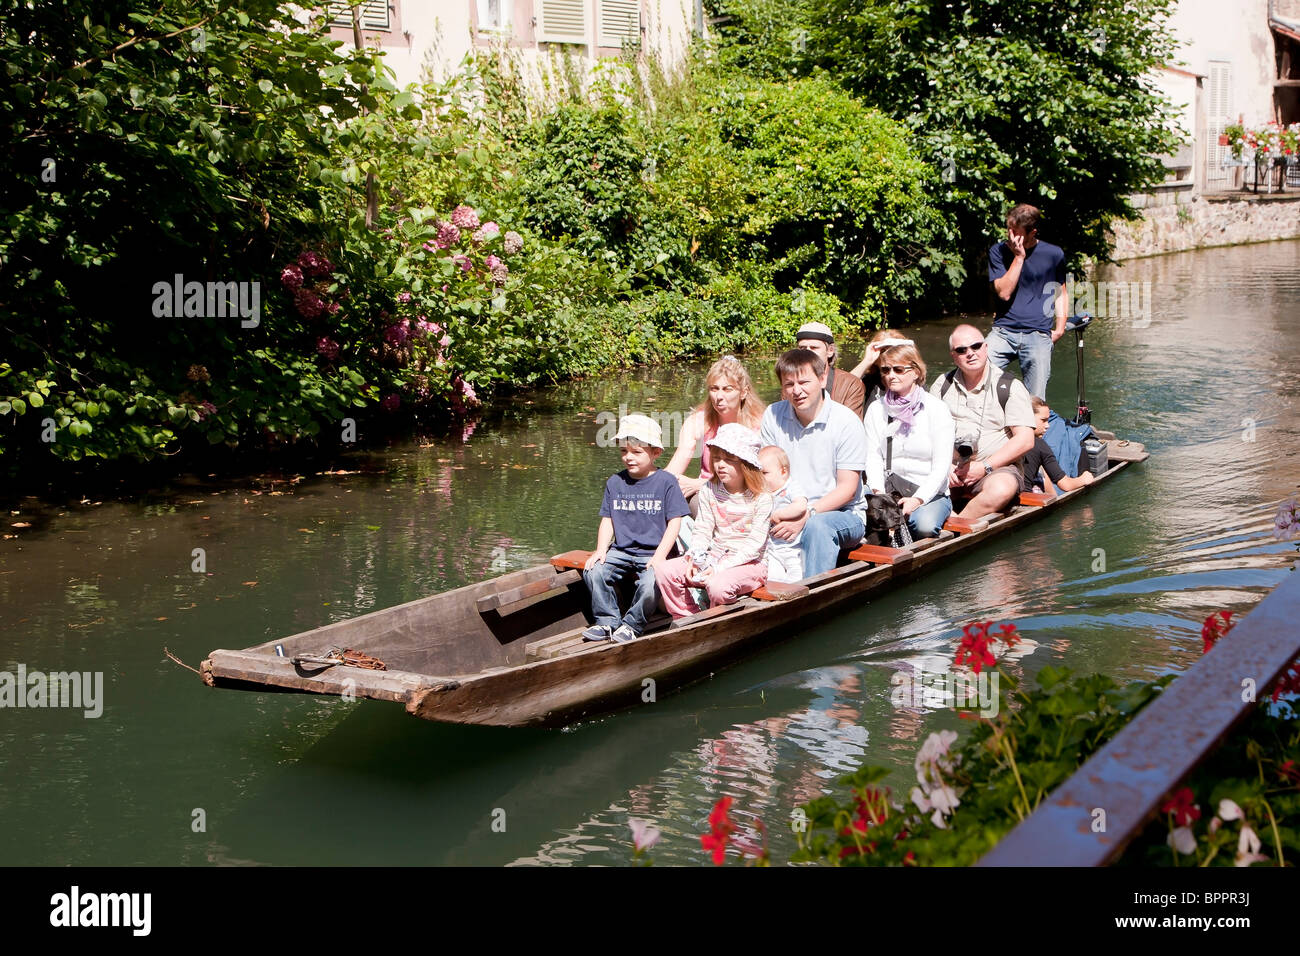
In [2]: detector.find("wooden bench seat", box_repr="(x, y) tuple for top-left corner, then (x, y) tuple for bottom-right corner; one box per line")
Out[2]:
(846, 543), (914, 565)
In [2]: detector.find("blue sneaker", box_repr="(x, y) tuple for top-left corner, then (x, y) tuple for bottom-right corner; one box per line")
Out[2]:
(582, 624), (613, 642)
(610, 624), (639, 644)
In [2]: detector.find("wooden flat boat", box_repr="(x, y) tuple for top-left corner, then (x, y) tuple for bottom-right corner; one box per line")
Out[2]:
(201, 434), (1148, 727)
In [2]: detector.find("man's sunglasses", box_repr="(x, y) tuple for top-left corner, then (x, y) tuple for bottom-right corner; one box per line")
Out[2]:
(879, 365), (915, 375)
(952, 342), (985, 355)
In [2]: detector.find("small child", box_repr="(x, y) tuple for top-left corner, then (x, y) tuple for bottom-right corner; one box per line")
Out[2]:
(1023, 397), (1095, 495)
(657, 424), (774, 617)
(583, 414), (690, 644)
(759, 445), (808, 584)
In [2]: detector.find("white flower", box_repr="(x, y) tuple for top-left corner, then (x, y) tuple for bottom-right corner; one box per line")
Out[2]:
(1217, 798), (1243, 821)
(929, 784), (961, 815)
(1167, 826), (1197, 855)
(628, 817), (660, 852)
(1235, 825), (1268, 867)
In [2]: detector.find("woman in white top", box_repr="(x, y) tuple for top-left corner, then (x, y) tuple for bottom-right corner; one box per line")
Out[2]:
(863, 342), (954, 538)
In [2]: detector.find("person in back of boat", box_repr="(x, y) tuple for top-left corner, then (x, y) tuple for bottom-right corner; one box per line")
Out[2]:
(795, 322), (865, 418)
(986, 203), (1068, 399)
(583, 414), (690, 644)
(760, 349), (868, 578)
(664, 355), (765, 519)
(1023, 397), (1094, 495)
(863, 341), (954, 538)
(657, 425), (774, 618)
(848, 328), (912, 417)
(759, 444), (808, 583)
(931, 324), (1035, 521)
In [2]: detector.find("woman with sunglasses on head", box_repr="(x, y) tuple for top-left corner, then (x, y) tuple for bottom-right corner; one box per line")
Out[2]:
(849, 328), (912, 418)
(862, 342), (955, 538)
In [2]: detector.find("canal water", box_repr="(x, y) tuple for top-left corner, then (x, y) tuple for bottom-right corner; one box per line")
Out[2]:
(2, 241), (1297, 866)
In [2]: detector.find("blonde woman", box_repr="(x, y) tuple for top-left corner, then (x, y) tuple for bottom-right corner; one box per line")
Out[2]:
(665, 356), (765, 511)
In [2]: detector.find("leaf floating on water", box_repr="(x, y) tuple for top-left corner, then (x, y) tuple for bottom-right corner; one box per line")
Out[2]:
(522, 444), (537, 448)
(11, 522), (31, 528)
(297, 528), (314, 533)
(241, 581), (258, 587)
(365, 525), (381, 531)
(156, 616), (168, 621)
(186, 500), (204, 505)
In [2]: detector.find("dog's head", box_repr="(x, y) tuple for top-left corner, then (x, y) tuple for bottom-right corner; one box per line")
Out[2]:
(863, 494), (905, 532)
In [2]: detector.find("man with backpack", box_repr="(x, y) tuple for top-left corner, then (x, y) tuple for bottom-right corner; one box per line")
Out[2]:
(931, 324), (1036, 520)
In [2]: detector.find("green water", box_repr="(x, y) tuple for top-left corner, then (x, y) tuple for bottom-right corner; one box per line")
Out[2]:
(2, 240), (1297, 866)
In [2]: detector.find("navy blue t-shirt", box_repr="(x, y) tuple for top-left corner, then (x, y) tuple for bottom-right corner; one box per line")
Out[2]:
(988, 239), (1067, 333)
(599, 468), (690, 556)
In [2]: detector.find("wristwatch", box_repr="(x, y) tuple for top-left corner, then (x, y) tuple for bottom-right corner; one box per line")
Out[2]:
(808, 504), (818, 519)
(981, 461), (991, 478)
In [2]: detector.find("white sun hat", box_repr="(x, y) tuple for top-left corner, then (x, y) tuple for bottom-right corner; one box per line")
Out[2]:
(614, 413), (663, 449)
(705, 422), (763, 469)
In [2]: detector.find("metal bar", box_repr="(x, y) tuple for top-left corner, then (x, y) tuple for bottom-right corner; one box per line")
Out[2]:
(978, 568), (1300, 866)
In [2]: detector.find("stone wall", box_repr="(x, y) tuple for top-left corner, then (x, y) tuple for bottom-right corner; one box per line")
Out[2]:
(1110, 193), (1300, 260)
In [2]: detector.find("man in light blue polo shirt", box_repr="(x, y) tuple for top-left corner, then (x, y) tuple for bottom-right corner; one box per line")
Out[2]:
(760, 348), (868, 577)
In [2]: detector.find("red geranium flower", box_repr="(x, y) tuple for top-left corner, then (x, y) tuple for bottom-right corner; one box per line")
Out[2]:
(701, 796), (736, 865)
(1201, 611), (1234, 654)
(955, 621), (996, 673)
(1160, 787), (1201, 827)
(1278, 760), (1300, 787)
(998, 622), (1021, 647)
(1270, 663), (1300, 702)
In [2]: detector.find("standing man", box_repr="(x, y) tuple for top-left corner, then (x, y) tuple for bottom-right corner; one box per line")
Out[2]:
(986, 204), (1068, 399)
(931, 325), (1036, 520)
(796, 322), (865, 418)
(760, 349), (867, 577)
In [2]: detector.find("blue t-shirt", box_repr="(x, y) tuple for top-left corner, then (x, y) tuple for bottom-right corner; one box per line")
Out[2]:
(599, 468), (690, 556)
(988, 239), (1067, 333)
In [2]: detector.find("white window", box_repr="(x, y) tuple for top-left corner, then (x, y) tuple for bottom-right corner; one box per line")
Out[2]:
(536, 0), (587, 44)
(597, 0), (640, 48)
(1206, 60), (1234, 190)
(477, 0), (513, 33)
(325, 2), (391, 31)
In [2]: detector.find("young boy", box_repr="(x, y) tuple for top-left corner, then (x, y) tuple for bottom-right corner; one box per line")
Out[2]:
(1023, 397), (1095, 495)
(583, 414), (690, 643)
(759, 445), (808, 584)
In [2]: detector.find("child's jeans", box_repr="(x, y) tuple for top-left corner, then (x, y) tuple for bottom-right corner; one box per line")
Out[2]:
(583, 548), (659, 635)
(656, 555), (768, 618)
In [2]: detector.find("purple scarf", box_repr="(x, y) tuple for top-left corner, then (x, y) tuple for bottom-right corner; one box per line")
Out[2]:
(882, 385), (923, 436)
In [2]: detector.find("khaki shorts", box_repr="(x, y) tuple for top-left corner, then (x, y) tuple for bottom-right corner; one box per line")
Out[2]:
(952, 465), (1022, 504)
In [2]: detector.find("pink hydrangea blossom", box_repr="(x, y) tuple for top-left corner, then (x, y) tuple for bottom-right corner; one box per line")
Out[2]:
(439, 334), (451, 349)
(384, 320), (411, 346)
(460, 378), (478, 403)
(450, 205), (480, 230)
(415, 319), (438, 337)
(471, 221), (500, 243)
(327, 301), (341, 315)
(280, 264), (304, 290)
(485, 254), (508, 285)
(316, 336), (340, 361)
(293, 288), (326, 319)
(196, 400), (218, 421)
(503, 231), (523, 255)
(397, 291), (412, 304)
(453, 254), (472, 273)
(436, 220), (460, 249)
(297, 250), (333, 277)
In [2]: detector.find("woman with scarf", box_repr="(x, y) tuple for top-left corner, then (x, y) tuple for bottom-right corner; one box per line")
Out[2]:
(863, 341), (955, 538)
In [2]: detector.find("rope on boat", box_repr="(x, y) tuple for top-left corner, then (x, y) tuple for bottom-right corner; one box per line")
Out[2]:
(163, 647), (201, 675)
(291, 647), (387, 671)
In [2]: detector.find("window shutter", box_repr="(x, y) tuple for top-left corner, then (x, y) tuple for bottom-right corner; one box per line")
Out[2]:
(597, 0), (640, 47)
(537, 0), (587, 44)
(1206, 60), (1233, 189)
(326, 2), (391, 31)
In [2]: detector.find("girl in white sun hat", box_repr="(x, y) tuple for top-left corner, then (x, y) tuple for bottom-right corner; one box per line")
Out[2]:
(656, 423), (774, 618)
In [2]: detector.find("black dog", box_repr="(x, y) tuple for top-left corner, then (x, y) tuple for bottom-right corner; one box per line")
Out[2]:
(862, 494), (908, 547)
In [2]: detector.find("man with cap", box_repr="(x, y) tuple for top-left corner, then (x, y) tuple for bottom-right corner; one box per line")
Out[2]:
(796, 322), (865, 418)
(583, 413), (690, 643)
(760, 349), (868, 578)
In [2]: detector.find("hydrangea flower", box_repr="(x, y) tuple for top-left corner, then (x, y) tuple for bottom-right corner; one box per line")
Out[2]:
(485, 254), (508, 285)
(384, 320), (410, 346)
(503, 231), (523, 255)
(195, 401), (218, 422)
(471, 221), (500, 243)
(280, 264), (304, 290)
(439, 333), (451, 349)
(380, 393), (401, 412)
(453, 254), (472, 273)
(293, 288), (326, 319)
(297, 250), (333, 277)
(397, 291), (412, 304)
(316, 336), (340, 361)
(450, 205), (479, 230)
(435, 220), (460, 249)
